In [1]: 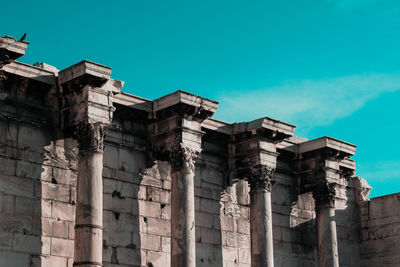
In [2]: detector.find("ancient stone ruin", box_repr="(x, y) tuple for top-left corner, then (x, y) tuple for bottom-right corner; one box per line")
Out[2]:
(0, 35), (399, 267)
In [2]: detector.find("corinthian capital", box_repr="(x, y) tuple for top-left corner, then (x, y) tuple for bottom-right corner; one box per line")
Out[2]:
(313, 182), (336, 207)
(75, 122), (106, 152)
(170, 143), (200, 172)
(247, 165), (275, 192)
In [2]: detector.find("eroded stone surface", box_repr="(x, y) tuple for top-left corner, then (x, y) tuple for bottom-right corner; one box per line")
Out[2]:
(0, 35), (398, 267)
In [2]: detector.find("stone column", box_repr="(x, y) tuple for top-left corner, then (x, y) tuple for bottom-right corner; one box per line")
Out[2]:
(314, 182), (339, 267)
(297, 136), (357, 267)
(170, 144), (199, 267)
(248, 165), (275, 267)
(151, 90), (218, 266)
(73, 122), (106, 267)
(231, 117), (295, 267)
(57, 60), (122, 266)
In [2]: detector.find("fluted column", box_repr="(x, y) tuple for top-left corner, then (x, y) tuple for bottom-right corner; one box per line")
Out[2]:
(314, 182), (339, 267)
(170, 144), (199, 267)
(74, 122), (106, 267)
(248, 165), (275, 267)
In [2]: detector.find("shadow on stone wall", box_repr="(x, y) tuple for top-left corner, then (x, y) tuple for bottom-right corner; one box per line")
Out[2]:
(288, 180), (362, 267)
(0, 114), (45, 266)
(194, 166), (224, 267)
(102, 142), (145, 266)
(0, 74), (77, 266)
(335, 178), (362, 267)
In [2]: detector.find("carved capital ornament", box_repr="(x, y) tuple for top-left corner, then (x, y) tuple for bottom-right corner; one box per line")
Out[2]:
(247, 165), (275, 192)
(313, 182), (336, 207)
(170, 143), (200, 172)
(75, 122), (106, 152)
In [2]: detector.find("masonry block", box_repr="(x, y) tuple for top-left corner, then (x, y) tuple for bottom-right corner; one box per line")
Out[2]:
(0, 251), (30, 266)
(196, 212), (214, 228)
(51, 201), (74, 221)
(117, 247), (142, 265)
(51, 237), (74, 257)
(0, 232), (12, 249)
(40, 255), (68, 267)
(139, 201), (161, 218)
(41, 183), (70, 202)
(103, 230), (131, 247)
(147, 218), (170, 236)
(141, 233), (161, 251)
(0, 175), (34, 197)
(146, 251), (169, 266)
(13, 233), (42, 254)
(0, 157), (16, 176)
(15, 196), (40, 216)
(51, 220), (69, 239)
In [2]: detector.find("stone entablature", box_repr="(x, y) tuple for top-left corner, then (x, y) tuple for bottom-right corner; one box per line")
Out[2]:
(0, 36), (29, 66)
(0, 35), (399, 267)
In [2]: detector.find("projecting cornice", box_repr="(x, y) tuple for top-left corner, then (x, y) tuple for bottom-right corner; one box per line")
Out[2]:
(2, 61), (56, 85)
(340, 157), (356, 171)
(112, 91), (233, 135)
(58, 60), (112, 85)
(59, 60), (124, 128)
(0, 36), (29, 65)
(111, 91), (298, 139)
(298, 136), (356, 157)
(233, 117), (295, 142)
(153, 90), (219, 121)
(113, 92), (152, 112)
(0, 36), (28, 54)
(201, 118), (232, 135)
(234, 117), (295, 136)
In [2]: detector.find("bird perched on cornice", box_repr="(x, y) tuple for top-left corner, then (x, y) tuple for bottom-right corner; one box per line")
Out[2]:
(20, 33), (27, 41)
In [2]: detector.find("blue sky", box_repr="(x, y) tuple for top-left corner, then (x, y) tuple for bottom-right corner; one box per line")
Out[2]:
(2, 0), (399, 197)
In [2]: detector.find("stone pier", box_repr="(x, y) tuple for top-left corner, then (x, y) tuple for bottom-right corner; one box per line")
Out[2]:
(297, 137), (356, 267)
(152, 91), (218, 267)
(59, 61), (123, 266)
(314, 182), (339, 267)
(74, 123), (106, 267)
(232, 118), (295, 267)
(170, 144), (199, 267)
(248, 165), (275, 267)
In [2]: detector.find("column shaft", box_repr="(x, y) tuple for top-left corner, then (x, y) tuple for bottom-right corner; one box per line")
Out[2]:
(250, 188), (274, 267)
(316, 206), (339, 267)
(171, 168), (196, 267)
(248, 165), (275, 267)
(74, 150), (104, 267)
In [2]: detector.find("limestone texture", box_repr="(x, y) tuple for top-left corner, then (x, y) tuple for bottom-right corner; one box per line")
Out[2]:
(0, 35), (399, 267)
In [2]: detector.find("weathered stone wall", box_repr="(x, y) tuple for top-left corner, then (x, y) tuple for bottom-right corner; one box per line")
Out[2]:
(0, 73), (77, 267)
(335, 177), (362, 267)
(0, 96), (366, 267)
(274, 147), (316, 267)
(99, 116), (323, 267)
(100, 112), (172, 267)
(360, 193), (400, 266)
(1, 35), (400, 267)
(195, 136), (229, 267)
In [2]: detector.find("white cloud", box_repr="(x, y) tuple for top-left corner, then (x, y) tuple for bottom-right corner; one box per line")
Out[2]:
(215, 73), (400, 132)
(358, 160), (400, 182)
